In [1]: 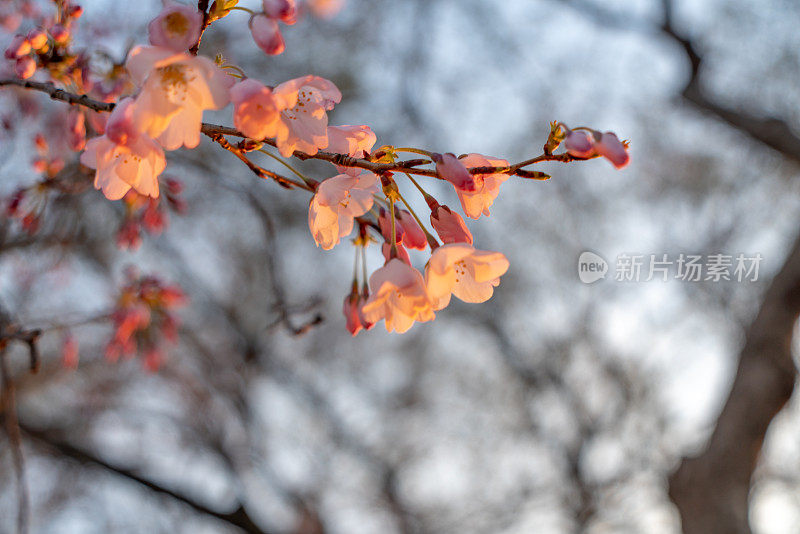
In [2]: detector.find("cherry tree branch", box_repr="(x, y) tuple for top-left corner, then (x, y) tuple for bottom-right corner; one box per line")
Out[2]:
(19, 421), (273, 534)
(0, 79), (583, 181)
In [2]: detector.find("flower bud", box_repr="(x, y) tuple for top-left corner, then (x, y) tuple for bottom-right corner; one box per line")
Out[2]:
(50, 24), (69, 45)
(263, 0), (297, 24)
(430, 205), (473, 245)
(67, 108), (86, 151)
(595, 132), (630, 169)
(434, 153), (476, 192)
(26, 29), (47, 50)
(564, 130), (595, 158)
(396, 209), (427, 250)
(250, 14), (285, 55)
(4, 34), (30, 59)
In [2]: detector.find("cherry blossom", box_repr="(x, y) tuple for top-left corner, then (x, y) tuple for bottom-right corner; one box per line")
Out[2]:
(595, 131), (630, 169)
(564, 129), (594, 158)
(127, 46), (232, 150)
(250, 13), (285, 56)
(458, 153), (510, 219)
(148, 2), (203, 52)
(425, 243), (509, 310)
(379, 207), (427, 250)
(430, 204), (473, 245)
(308, 172), (378, 250)
(263, 0), (297, 24)
(434, 152), (476, 192)
(361, 259), (435, 333)
(327, 124), (376, 175)
(343, 286), (373, 336)
(272, 75), (342, 157)
(230, 78), (282, 140)
(79, 98), (166, 200)
(307, 0), (346, 18)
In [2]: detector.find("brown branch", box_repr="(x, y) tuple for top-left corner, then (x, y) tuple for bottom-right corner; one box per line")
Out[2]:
(1, 79), (580, 179)
(0, 348), (29, 534)
(19, 421), (273, 534)
(189, 0), (212, 56)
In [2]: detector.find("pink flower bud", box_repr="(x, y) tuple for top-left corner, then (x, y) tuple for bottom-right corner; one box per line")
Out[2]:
(262, 0), (297, 24)
(378, 207), (403, 243)
(5, 35), (30, 59)
(67, 108), (86, 151)
(143, 347), (163, 372)
(564, 130), (595, 158)
(105, 98), (139, 146)
(250, 14), (285, 55)
(26, 29), (47, 50)
(343, 288), (372, 336)
(430, 205), (473, 245)
(68, 5), (84, 18)
(396, 210), (427, 250)
(595, 132), (630, 169)
(32, 157), (47, 173)
(434, 152), (476, 192)
(148, 3), (203, 52)
(50, 24), (69, 44)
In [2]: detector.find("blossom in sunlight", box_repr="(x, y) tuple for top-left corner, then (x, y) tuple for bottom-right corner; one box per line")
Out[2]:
(564, 129), (594, 158)
(362, 259), (435, 333)
(430, 204), (473, 245)
(425, 243), (509, 310)
(379, 207), (427, 250)
(79, 98), (166, 200)
(148, 2), (203, 52)
(307, 0), (345, 18)
(595, 131), (630, 169)
(67, 108), (86, 151)
(458, 153), (509, 219)
(262, 0), (297, 24)
(434, 152), (476, 192)
(230, 78), (282, 140)
(126, 46), (233, 150)
(250, 13), (285, 55)
(14, 56), (35, 78)
(343, 285), (373, 336)
(308, 172), (378, 250)
(327, 124), (376, 175)
(272, 75), (341, 157)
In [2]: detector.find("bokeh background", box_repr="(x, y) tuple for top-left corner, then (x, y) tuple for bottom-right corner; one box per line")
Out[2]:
(2, 0), (800, 533)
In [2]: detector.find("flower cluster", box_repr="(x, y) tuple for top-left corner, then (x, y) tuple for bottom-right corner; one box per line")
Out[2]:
(105, 270), (186, 371)
(0, 0), (631, 339)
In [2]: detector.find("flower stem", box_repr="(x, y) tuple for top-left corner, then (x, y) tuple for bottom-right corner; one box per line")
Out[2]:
(403, 172), (435, 203)
(229, 6), (256, 15)
(259, 149), (315, 187)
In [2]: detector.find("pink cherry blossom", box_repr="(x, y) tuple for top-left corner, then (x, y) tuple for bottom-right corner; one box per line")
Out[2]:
(272, 75), (342, 157)
(148, 2), (203, 52)
(458, 153), (509, 219)
(308, 172), (378, 250)
(14, 56), (35, 79)
(5, 34), (30, 59)
(79, 98), (166, 200)
(230, 78), (282, 140)
(361, 259), (435, 333)
(425, 243), (509, 310)
(343, 286), (373, 336)
(327, 124), (376, 175)
(434, 152), (476, 192)
(126, 46), (233, 150)
(67, 108), (86, 151)
(595, 132), (630, 169)
(263, 0), (297, 24)
(430, 204), (473, 245)
(307, 0), (345, 18)
(378, 207), (426, 250)
(26, 29), (47, 51)
(50, 24), (69, 44)
(250, 14), (285, 56)
(564, 130), (594, 158)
